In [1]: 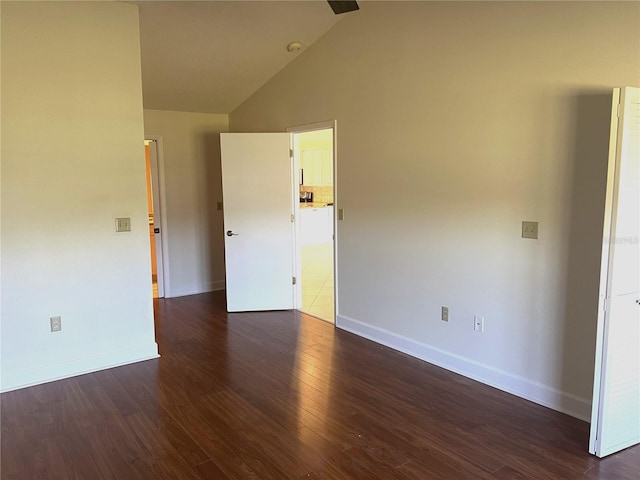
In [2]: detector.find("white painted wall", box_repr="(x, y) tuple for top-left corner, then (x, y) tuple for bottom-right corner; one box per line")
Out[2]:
(1, 1), (158, 391)
(143, 109), (229, 297)
(230, 1), (640, 419)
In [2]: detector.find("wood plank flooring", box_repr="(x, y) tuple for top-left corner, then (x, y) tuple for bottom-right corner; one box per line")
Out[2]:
(2, 291), (639, 479)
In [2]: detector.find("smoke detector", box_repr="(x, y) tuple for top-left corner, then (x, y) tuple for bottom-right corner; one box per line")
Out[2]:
(287, 41), (303, 53)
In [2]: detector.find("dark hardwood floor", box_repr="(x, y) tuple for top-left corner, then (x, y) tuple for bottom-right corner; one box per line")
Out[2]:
(2, 290), (639, 479)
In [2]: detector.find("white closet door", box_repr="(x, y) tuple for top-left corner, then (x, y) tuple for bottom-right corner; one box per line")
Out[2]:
(590, 87), (640, 458)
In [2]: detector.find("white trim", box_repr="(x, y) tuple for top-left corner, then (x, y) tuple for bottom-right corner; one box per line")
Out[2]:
(287, 120), (338, 325)
(209, 280), (226, 291)
(145, 139), (165, 297)
(145, 135), (171, 298)
(291, 133), (302, 310)
(336, 313), (592, 421)
(0, 342), (160, 393)
(286, 120), (336, 134)
(169, 280), (226, 298)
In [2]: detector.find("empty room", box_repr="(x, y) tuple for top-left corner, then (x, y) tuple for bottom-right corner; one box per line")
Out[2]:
(1, 1), (639, 478)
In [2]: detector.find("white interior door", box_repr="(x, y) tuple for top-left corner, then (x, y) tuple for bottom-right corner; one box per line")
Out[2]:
(220, 133), (294, 312)
(590, 87), (640, 458)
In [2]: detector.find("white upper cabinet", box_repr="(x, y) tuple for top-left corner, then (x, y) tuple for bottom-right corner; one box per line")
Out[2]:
(301, 149), (333, 186)
(320, 149), (333, 186)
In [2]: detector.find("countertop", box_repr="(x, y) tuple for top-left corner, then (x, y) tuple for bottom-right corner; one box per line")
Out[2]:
(300, 202), (333, 209)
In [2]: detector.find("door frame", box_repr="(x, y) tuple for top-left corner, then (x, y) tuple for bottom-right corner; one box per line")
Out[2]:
(287, 120), (338, 324)
(145, 136), (171, 298)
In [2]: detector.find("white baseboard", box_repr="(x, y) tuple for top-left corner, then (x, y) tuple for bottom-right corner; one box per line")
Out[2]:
(167, 280), (225, 298)
(209, 280), (226, 291)
(336, 314), (591, 421)
(0, 342), (160, 393)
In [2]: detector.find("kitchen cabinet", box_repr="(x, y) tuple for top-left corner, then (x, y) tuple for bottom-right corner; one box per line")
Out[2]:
(301, 149), (332, 186)
(301, 150), (319, 186)
(320, 151), (333, 186)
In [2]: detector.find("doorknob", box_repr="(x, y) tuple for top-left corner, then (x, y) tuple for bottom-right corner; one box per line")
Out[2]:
(226, 230), (239, 237)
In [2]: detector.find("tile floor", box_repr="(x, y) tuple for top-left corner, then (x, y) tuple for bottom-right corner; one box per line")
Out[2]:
(300, 243), (334, 323)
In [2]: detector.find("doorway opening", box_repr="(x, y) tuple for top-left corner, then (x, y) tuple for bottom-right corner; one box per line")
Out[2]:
(290, 123), (336, 324)
(144, 139), (167, 299)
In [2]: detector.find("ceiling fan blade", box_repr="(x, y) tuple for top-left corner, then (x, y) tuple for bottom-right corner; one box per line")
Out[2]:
(328, 1), (360, 15)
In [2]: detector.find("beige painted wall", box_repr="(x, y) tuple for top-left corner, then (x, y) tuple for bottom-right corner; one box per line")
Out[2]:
(231, 1), (640, 417)
(143, 109), (228, 296)
(1, 1), (158, 390)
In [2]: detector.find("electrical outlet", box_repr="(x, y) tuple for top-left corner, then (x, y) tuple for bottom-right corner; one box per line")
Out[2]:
(115, 217), (131, 232)
(474, 315), (484, 333)
(522, 221), (538, 239)
(441, 306), (449, 322)
(338, 208), (345, 221)
(50, 316), (62, 332)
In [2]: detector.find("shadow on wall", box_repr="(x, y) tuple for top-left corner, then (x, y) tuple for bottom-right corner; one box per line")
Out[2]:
(199, 131), (226, 288)
(560, 92), (614, 405)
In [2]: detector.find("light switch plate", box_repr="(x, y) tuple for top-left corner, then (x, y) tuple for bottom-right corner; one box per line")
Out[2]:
(338, 208), (345, 221)
(441, 306), (449, 322)
(522, 221), (538, 239)
(115, 217), (131, 232)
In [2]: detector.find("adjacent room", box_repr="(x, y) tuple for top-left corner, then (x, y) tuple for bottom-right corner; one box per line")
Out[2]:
(1, 1), (639, 478)
(296, 127), (335, 324)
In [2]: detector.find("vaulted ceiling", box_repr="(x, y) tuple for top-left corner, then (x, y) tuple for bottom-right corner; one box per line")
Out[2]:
(135, 1), (344, 114)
